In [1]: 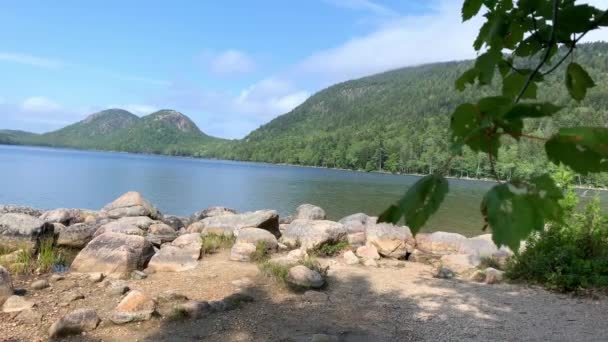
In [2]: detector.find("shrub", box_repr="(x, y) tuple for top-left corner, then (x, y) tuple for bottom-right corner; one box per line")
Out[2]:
(479, 256), (501, 270)
(251, 241), (270, 263)
(201, 233), (235, 255)
(311, 240), (349, 257)
(506, 194), (608, 292)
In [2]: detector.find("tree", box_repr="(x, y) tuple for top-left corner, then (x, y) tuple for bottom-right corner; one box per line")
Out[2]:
(380, 0), (608, 252)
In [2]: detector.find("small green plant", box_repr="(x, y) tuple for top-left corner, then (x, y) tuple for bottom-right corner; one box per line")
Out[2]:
(37, 239), (65, 272)
(479, 256), (502, 271)
(251, 240), (270, 263)
(258, 256), (328, 291)
(201, 233), (236, 255)
(311, 240), (349, 257)
(168, 306), (189, 321)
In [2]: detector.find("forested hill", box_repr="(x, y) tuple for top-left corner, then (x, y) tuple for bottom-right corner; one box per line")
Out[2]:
(208, 42), (608, 187)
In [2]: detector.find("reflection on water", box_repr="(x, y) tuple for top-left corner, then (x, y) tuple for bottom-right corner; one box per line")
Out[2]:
(1, 145), (605, 237)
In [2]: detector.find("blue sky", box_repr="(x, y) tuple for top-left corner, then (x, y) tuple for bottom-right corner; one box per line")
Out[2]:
(1, 0), (607, 138)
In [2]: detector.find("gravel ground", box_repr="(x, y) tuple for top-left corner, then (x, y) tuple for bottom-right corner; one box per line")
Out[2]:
(1, 251), (607, 342)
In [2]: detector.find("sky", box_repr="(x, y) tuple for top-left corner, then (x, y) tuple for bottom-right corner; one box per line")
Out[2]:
(1, 0), (607, 139)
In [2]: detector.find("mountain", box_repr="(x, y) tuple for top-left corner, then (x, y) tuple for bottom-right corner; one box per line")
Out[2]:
(11, 109), (224, 156)
(0, 130), (39, 144)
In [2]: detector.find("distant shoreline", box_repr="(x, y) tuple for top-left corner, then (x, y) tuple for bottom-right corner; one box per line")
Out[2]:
(2, 142), (607, 192)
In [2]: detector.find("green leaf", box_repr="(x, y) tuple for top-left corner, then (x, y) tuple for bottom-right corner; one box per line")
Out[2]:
(502, 72), (537, 99)
(504, 102), (562, 119)
(566, 62), (595, 101)
(475, 49), (501, 85)
(478, 96), (512, 117)
(378, 174), (449, 234)
(455, 68), (478, 91)
(462, 0), (483, 21)
(557, 4), (596, 34)
(482, 174), (563, 252)
(514, 36), (542, 57)
(545, 127), (608, 174)
(450, 102), (500, 156)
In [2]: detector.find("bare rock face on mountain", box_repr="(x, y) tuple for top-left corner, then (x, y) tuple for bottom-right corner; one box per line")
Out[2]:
(100, 192), (161, 220)
(280, 219), (346, 250)
(0, 213), (55, 252)
(199, 210), (280, 237)
(147, 110), (201, 133)
(70, 232), (154, 278)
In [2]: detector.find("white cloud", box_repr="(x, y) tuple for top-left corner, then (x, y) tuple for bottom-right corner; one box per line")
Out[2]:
(235, 78), (310, 119)
(324, 0), (397, 16)
(20, 96), (63, 113)
(207, 50), (256, 75)
(0, 52), (63, 69)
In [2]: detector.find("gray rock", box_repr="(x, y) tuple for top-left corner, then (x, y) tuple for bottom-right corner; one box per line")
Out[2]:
(93, 221), (146, 238)
(295, 204), (326, 220)
(287, 265), (325, 289)
(49, 308), (100, 337)
(39, 208), (85, 225)
(89, 272), (104, 283)
(0, 205), (42, 217)
(56, 222), (99, 248)
(2, 295), (34, 313)
(162, 215), (185, 230)
(365, 223), (415, 259)
(280, 219), (346, 250)
(62, 292), (85, 304)
(110, 290), (157, 324)
(101, 191), (162, 220)
(235, 227), (278, 250)
(131, 270), (147, 280)
(0, 266), (13, 306)
(170, 233), (203, 259)
(0, 213), (54, 253)
(113, 216), (157, 230)
(70, 232), (154, 279)
(440, 254), (480, 274)
(485, 267), (504, 284)
(49, 274), (64, 282)
(199, 210), (280, 237)
(343, 251), (359, 265)
(147, 223), (177, 245)
(147, 244), (199, 272)
(189, 206), (237, 223)
(229, 243), (257, 262)
(106, 280), (130, 296)
(31, 279), (49, 290)
(416, 231), (468, 255)
(434, 266), (455, 279)
(459, 234), (500, 258)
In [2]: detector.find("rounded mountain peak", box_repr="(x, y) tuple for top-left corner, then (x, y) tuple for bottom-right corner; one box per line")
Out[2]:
(145, 109), (201, 133)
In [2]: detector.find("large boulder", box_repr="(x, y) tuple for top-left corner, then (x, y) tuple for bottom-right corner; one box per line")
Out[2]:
(0, 266), (13, 306)
(39, 208), (87, 226)
(189, 206), (237, 223)
(101, 192), (161, 220)
(440, 254), (480, 274)
(235, 228), (278, 250)
(147, 223), (177, 245)
(113, 216), (157, 230)
(93, 221), (146, 238)
(56, 222), (100, 248)
(339, 213), (373, 246)
(110, 290), (157, 324)
(146, 233), (202, 272)
(0, 205), (42, 217)
(48, 308), (100, 337)
(0, 213), (54, 252)
(365, 223), (415, 259)
(229, 243), (257, 262)
(415, 232), (468, 255)
(458, 234), (499, 258)
(280, 219), (346, 250)
(161, 215), (186, 230)
(70, 233), (154, 278)
(287, 265), (324, 289)
(199, 210), (280, 237)
(294, 204), (326, 220)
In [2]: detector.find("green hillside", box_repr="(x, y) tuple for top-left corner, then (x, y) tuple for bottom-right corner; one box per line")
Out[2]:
(209, 42), (608, 187)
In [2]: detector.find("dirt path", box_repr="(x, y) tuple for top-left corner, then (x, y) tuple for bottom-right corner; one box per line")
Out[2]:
(2, 251), (607, 341)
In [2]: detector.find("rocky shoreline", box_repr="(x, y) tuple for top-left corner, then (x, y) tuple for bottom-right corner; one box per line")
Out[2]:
(1, 191), (513, 339)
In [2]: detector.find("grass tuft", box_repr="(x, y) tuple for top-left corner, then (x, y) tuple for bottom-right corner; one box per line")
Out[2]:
(251, 240), (270, 263)
(479, 256), (502, 270)
(201, 233), (236, 255)
(311, 240), (349, 257)
(168, 306), (189, 321)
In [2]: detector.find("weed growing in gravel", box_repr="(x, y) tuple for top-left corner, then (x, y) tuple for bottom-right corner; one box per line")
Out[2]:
(201, 233), (236, 255)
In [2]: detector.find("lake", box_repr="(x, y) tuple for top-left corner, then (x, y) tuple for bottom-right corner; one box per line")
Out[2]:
(1, 144), (605, 237)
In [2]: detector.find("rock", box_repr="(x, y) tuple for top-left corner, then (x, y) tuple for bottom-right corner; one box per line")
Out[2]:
(295, 204), (326, 220)
(491, 249), (512, 269)
(0, 213), (54, 252)
(89, 272), (104, 283)
(16, 308), (42, 324)
(170, 233), (203, 260)
(0, 266), (13, 305)
(235, 227), (278, 250)
(94, 221), (146, 237)
(279, 215), (294, 225)
(39, 208), (85, 225)
(484, 267), (504, 284)
(156, 290), (188, 303)
(199, 210), (280, 237)
(186, 221), (205, 233)
(49, 274), (64, 282)
(280, 219), (346, 250)
(469, 269), (486, 282)
(277, 242), (288, 251)
(113, 216), (157, 230)
(302, 290), (328, 303)
(365, 223), (415, 258)
(147, 223), (177, 245)
(106, 280), (130, 296)
(110, 290), (157, 324)
(287, 265), (324, 289)
(0, 205), (42, 217)
(459, 234), (499, 258)
(343, 251), (359, 265)
(311, 334), (339, 342)
(356, 245), (381, 260)
(416, 232), (468, 255)
(287, 248), (308, 261)
(131, 270), (147, 280)
(2, 295), (34, 312)
(31, 279), (49, 290)
(189, 206), (237, 223)
(62, 292), (85, 304)
(49, 308), (101, 337)
(440, 254), (481, 274)
(229, 243), (257, 262)
(339, 213), (371, 247)
(161, 215), (185, 230)
(101, 191), (162, 220)
(147, 245), (199, 272)
(172, 300), (212, 319)
(56, 222), (100, 248)
(347, 232), (367, 247)
(434, 266), (455, 279)
(363, 258), (378, 267)
(70, 232), (154, 278)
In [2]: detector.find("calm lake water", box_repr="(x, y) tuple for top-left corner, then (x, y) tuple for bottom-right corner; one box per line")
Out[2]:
(1, 145), (605, 236)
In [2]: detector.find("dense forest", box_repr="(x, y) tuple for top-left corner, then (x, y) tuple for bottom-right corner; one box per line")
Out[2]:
(2, 42), (608, 187)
